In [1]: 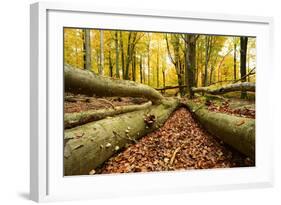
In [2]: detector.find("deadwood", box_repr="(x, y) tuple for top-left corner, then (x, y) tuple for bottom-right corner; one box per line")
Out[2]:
(64, 64), (164, 104)
(192, 82), (255, 95)
(64, 99), (179, 175)
(64, 101), (152, 129)
(185, 101), (255, 159)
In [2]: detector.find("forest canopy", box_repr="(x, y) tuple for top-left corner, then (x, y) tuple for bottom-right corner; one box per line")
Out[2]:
(64, 28), (256, 97)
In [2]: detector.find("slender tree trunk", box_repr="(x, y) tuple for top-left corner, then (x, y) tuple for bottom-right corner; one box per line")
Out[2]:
(247, 47), (250, 82)
(132, 51), (136, 81)
(204, 36), (211, 86)
(75, 30), (79, 68)
(204, 36), (208, 86)
(157, 43), (160, 88)
(115, 31), (119, 78)
(108, 49), (113, 77)
(84, 29), (91, 71)
(139, 55), (143, 83)
(147, 35), (151, 86)
(120, 32), (125, 79)
(162, 70), (166, 94)
(234, 40), (237, 81)
(165, 34), (184, 95)
(209, 55), (218, 85)
(99, 30), (104, 75)
(240, 36), (248, 99)
(124, 33), (138, 80)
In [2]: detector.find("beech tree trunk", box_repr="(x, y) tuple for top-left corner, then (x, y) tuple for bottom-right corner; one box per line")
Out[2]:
(184, 34), (197, 98)
(64, 99), (179, 175)
(185, 101), (255, 159)
(64, 64), (164, 104)
(192, 82), (255, 95)
(64, 102), (152, 129)
(83, 29), (91, 71)
(115, 31), (119, 78)
(240, 36), (248, 99)
(99, 30), (104, 75)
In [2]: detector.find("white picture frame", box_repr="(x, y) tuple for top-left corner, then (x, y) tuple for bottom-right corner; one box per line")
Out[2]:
(30, 1), (274, 202)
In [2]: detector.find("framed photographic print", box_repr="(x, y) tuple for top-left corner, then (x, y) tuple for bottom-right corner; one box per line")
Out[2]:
(30, 2), (274, 202)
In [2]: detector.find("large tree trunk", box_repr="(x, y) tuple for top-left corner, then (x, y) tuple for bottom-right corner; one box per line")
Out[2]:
(64, 64), (164, 104)
(64, 99), (179, 175)
(185, 101), (255, 159)
(192, 82), (255, 95)
(184, 34), (197, 98)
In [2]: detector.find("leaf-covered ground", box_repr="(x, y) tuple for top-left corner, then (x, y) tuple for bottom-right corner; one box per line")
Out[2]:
(98, 107), (254, 174)
(206, 99), (255, 119)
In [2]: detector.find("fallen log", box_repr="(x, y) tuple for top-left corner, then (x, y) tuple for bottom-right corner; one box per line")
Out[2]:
(155, 85), (188, 91)
(64, 64), (164, 104)
(185, 101), (255, 159)
(192, 82), (255, 95)
(64, 98), (179, 175)
(64, 101), (152, 129)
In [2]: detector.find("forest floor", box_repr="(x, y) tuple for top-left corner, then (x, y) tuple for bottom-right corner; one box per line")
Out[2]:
(64, 94), (255, 174)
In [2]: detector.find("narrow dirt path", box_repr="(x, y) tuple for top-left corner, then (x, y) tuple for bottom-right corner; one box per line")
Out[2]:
(99, 107), (254, 174)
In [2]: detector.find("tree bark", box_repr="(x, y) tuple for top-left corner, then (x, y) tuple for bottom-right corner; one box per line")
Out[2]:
(64, 64), (164, 104)
(83, 29), (91, 71)
(184, 34), (197, 98)
(240, 36), (248, 99)
(165, 34), (184, 96)
(234, 38), (237, 81)
(64, 99), (179, 175)
(115, 31), (119, 78)
(120, 32), (125, 79)
(157, 42), (160, 88)
(192, 82), (255, 95)
(147, 34), (151, 85)
(64, 101), (152, 129)
(99, 30), (104, 75)
(139, 55), (143, 83)
(108, 49), (113, 77)
(185, 101), (255, 159)
(155, 85), (188, 91)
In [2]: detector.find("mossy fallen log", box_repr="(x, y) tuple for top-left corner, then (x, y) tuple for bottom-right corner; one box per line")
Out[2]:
(192, 82), (255, 95)
(64, 99), (179, 175)
(64, 64), (164, 104)
(64, 102), (152, 129)
(185, 101), (255, 159)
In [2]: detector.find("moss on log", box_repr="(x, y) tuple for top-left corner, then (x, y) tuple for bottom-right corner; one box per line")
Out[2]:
(64, 64), (164, 104)
(185, 101), (255, 159)
(64, 102), (152, 129)
(64, 99), (179, 175)
(192, 82), (255, 95)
